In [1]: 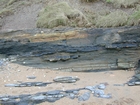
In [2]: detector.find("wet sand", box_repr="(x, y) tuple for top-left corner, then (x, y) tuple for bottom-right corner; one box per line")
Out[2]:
(0, 63), (140, 105)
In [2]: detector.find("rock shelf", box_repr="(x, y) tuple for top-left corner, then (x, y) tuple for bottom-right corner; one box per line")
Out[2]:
(0, 26), (140, 71)
(0, 83), (111, 105)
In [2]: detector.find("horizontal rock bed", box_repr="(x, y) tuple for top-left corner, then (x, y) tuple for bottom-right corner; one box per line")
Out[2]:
(0, 26), (140, 72)
(0, 83), (112, 105)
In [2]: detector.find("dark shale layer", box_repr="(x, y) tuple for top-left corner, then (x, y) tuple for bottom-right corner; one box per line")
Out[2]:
(0, 26), (140, 72)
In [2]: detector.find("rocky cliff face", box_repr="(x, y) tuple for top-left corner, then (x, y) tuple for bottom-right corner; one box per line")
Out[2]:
(0, 26), (140, 72)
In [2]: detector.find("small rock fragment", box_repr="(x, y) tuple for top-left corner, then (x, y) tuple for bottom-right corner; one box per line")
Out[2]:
(134, 74), (140, 79)
(94, 89), (104, 97)
(73, 91), (79, 95)
(68, 93), (75, 99)
(30, 95), (47, 101)
(113, 84), (125, 86)
(98, 84), (106, 90)
(5, 84), (17, 87)
(47, 90), (61, 95)
(127, 77), (140, 86)
(46, 97), (59, 102)
(85, 86), (96, 91)
(99, 94), (112, 99)
(53, 76), (79, 83)
(78, 92), (90, 101)
(27, 76), (36, 79)
(134, 80), (140, 85)
(1, 98), (9, 101)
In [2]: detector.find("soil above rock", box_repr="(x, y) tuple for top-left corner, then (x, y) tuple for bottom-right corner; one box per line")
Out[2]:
(0, 0), (139, 31)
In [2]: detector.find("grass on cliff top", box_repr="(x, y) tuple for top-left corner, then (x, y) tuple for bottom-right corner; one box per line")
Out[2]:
(0, 0), (17, 18)
(36, 2), (89, 28)
(7, 0), (19, 5)
(0, 8), (14, 17)
(127, 10), (140, 25)
(36, 2), (71, 28)
(0, 0), (32, 18)
(80, 0), (98, 2)
(106, 0), (140, 8)
(95, 10), (128, 27)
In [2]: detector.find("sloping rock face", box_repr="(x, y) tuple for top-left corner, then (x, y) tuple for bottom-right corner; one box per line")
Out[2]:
(0, 26), (140, 72)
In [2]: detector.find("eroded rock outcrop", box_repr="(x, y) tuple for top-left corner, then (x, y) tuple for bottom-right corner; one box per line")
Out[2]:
(0, 26), (140, 72)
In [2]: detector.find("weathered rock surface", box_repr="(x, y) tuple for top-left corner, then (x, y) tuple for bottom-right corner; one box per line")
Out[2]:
(0, 26), (140, 72)
(127, 59), (140, 86)
(0, 83), (111, 105)
(78, 92), (90, 101)
(5, 82), (52, 87)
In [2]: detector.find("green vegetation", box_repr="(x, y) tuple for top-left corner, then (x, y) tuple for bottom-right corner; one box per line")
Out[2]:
(136, 5), (140, 11)
(7, 0), (19, 6)
(95, 10), (128, 27)
(0, 0), (31, 18)
(0, 0), (140, 28)
(0, 8), (13, 17)
(80, 0), (97, 2)
(36, 2), (89, 28)
(106, 0), (112, 3)
(105, 0), (140, 8)
(127, 10), (140, 25)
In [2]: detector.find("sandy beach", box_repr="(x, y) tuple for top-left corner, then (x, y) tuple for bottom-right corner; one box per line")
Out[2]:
(0, 63), (140, 105)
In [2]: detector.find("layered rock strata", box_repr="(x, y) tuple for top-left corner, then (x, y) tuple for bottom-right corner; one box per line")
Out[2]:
(0, 26), (140, 72)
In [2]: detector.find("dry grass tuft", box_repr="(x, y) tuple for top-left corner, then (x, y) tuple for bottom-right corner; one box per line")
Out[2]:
(36, 2), (90, 28)
(106, 0), (140, 8)
(127, 10), (140, 26)
(7, 0), (19, 6)
(95, 10), (128, 27)
(80, 0), (98, 3)
(0, 8), (13, 18)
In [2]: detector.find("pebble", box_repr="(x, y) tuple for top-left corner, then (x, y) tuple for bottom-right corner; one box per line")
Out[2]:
(27, 76), (36, 79)
(94, 89), (104, 96)
(53, 76), (80, 83)
(46, 97), (59, 102)
(17, 70), (20, 72)
(47, 90), (61, 95)
(113, 84), (125, 86)
(99, 94), (112, 99)
(68, 93), (75, 99)
(98, 84), (106, 90)
(30, 95), (47, 101)
(23, 62), (26, 64)
(1, 98), (9, 101)
(135, 81), (140, 85)
(5, 84), (17, 87)
(65, 88), (82, 93)
(35, 82), (45, 86)
(5, 82), (51, 87)
(127, 77), (140, 86)
(78, 92), (90, 101)
(19, 84), (27, 87)
(85, 86), (95, 91)
(73, 91), (79, 95)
